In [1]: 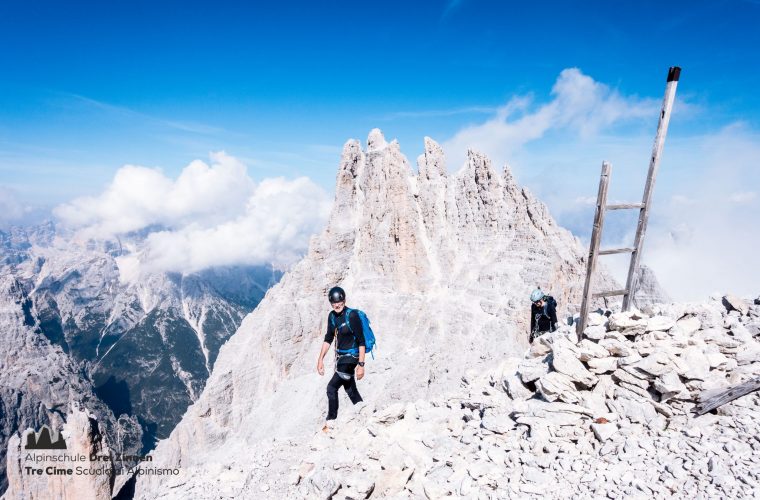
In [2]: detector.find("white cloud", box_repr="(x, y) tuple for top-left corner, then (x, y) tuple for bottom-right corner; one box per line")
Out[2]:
(728, 191), (756, 204)
(55, 152), (256, 235)
(574, 196), (597, 205)
(56, 153), (331, 279)
(670, 195), (695, 205)
(442, 68), (659, 170)
(0, 186), (26, 224)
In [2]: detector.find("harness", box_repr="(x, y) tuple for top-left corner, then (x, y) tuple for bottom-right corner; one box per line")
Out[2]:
(331, 308), (361, 356)
(531, 298), (555, 340)
(331, 309), (359, 379)
(532, 302), (548, 331)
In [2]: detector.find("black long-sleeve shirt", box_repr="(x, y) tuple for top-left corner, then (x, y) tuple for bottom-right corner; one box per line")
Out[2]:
(324, 308), (365, 352)
(530, 296), (558, 336)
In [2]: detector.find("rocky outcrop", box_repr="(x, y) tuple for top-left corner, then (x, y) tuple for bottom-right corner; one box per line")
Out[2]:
(633, 264), (671, 309)
(136, 130), (619, 498)
(4, 406), (113, 500)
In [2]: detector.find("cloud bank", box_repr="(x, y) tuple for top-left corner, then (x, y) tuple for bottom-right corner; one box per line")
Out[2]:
(0, 187), (27, 226)
(55, 152), (331, 279)
(633, 125), (760, 300)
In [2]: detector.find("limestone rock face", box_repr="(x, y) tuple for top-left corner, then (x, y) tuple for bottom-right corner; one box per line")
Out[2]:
(632, 264), (671, 309)
(136, 130), (619, 498)
(5, 406), (113, 500)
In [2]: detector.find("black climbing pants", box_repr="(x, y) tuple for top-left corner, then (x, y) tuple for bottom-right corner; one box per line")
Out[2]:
(326, 362), (363, 420)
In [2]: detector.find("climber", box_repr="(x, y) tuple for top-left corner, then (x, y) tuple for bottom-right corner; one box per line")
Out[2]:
(530, 288), (558, 342)
(316, 286), (365, 431)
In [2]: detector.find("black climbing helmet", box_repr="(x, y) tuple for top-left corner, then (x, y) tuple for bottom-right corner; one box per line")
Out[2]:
(328, 286), (346, 304)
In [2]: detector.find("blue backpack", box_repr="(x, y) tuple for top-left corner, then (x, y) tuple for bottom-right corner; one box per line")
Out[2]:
(331, 307), (377, 358)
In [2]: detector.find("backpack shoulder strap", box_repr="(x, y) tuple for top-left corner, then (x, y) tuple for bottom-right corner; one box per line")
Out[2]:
(344, 308), (354, 334)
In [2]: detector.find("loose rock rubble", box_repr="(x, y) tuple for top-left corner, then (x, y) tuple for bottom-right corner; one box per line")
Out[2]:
(287, 295), (760, 499)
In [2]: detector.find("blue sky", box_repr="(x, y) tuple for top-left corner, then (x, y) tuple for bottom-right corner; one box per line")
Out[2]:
(1, 0), (759, 298)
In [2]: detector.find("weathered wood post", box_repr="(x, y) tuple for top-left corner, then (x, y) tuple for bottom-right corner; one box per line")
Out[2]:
(577, 162), (611, 341)
(693, 376), (760, 416)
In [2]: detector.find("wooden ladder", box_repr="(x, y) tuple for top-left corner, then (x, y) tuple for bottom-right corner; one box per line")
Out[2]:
(577, 66), (681, 339)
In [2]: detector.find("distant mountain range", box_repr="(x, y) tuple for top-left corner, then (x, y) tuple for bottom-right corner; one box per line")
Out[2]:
(0, 221), (280, 494)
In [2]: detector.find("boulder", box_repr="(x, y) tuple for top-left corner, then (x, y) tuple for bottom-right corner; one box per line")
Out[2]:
(703, 344), (731, 370)
(587, 357), (618, 374)
(723, 294), (749, 315)
(503, 370), (534, 401)
(675, 316), (701, 335)
(609, 388), (658, 425)
(528, 336), (553, 358)
(608, 312), (648, 333)
(481, 412), (516, 435)
(678, 346), (711, 380)
(535, 372), (579, 404)
(551, 339), (599, 388)
(519, 357), (551, 383)
(583, 325), (608, 340)
(734, 341), (760, 366)
(598, 338), (635, 357)
(375, 466), (414, 497)
(612, 369), (650, 390)
(646, 315), (676, 332)
(308, 471), (341, 499)
(375, 403), (406, 424)
(577, 339), (610, 361)
(653, 371), (688, 401)
(591, 422), (618, 442)
(632, 351), (672, 377)
(587, 312), (607, 327)
(343, 473), (375, 499)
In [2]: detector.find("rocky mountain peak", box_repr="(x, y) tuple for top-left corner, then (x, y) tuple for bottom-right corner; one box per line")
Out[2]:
(136, 131), (622, 498)
(366, 128), (388, 152)
(418, 137), (447, 181)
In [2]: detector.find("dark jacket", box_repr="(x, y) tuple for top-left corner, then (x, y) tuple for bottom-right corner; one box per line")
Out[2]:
(324, 308), (365, 353)
(530, 296), (558, 340)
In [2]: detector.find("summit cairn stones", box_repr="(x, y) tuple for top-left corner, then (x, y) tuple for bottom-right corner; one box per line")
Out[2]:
(275, 297), (760, 499)
(551, 338), (598, 388)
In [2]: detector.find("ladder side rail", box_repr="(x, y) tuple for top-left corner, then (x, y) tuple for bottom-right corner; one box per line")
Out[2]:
(623, 66), (681, 311)
(577, 161), (612, 341)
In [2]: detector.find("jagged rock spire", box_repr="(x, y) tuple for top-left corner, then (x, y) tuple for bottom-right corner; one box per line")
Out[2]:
(136, 130), (620, 499)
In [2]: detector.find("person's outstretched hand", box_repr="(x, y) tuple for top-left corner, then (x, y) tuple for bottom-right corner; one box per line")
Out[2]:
(317, 360), (324, 376)
(356, 366), (365, 380)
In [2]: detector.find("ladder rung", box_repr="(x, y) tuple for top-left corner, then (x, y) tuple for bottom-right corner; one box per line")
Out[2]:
(598, 247), (636, 255)
(593, 289), (629, 298)
(606, 203), (645, 210)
